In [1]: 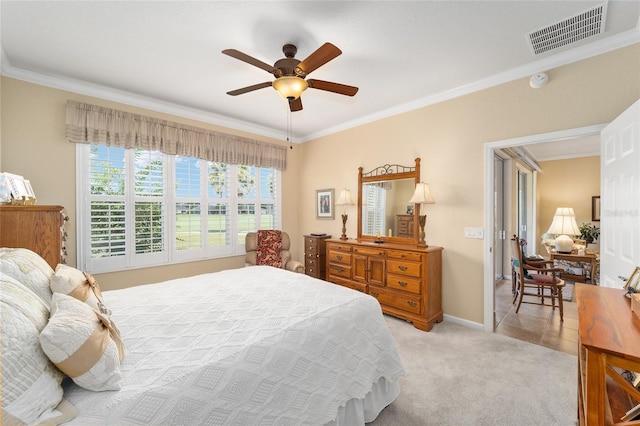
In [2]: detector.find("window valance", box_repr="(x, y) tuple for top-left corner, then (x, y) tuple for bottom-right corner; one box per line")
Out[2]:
(65, 100), (287, 170)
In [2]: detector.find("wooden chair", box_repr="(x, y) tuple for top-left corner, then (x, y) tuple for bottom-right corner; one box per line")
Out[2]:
(510, 235), (565, 321)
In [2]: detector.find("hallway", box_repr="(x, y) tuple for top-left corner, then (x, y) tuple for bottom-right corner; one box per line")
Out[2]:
(494, 279), (578, 356)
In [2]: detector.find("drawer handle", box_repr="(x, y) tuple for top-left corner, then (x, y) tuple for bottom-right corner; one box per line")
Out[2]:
(336, 267), (344, 273)
(370, 291), (379, 297)
(398, 281), (408, 287)
(337, 255), (343, 261)
(398, 265), (408, 271)
(407, 301), (417, 307)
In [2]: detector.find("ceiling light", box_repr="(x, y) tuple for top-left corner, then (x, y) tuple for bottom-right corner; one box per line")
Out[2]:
(529, 72), (549, 89)
(272, 76), (308, 100)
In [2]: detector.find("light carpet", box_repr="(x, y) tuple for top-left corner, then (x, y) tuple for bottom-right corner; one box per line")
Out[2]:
(370, 316), (577, 426)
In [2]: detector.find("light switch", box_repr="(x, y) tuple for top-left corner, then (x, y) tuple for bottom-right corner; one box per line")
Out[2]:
(464, 227), (484, 239)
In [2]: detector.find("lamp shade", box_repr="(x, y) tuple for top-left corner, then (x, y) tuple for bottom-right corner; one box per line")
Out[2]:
(336, 189), (354, 206)
(408, 183), (435, 205)
(272, 76), (308, 100)
(546, 207), (580, 235)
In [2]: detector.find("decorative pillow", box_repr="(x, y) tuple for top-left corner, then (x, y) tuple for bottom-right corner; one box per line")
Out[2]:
(256, 230), (283, 268)
(0, 275), (71, 425)
(50, 264), (109, 315)
(0, 247), (54, 306)
(40, 293), (125, 392)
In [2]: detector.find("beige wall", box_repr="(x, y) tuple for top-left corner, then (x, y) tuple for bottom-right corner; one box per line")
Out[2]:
(2, 43), (639, 323)
(536, 156), (601, 249)
(0, 78), (302, 290)
(298, 44), (639, 323)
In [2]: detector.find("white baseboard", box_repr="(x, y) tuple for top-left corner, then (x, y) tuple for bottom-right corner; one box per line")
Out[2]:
(442, 313), (484, 330)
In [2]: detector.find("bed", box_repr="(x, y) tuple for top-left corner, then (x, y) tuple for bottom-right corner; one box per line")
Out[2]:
(1, 247), (405, 425)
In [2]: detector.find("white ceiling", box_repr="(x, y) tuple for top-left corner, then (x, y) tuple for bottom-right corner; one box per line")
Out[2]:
(2, 1), (639, 152)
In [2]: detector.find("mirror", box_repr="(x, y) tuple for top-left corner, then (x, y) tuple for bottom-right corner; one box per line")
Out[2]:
(358, 158), (420, 244)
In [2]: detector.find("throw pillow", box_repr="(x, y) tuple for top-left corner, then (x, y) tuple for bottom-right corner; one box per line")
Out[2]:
(50, 264), (109, 316)
(1, 275), (70, 424)
(40, 293), (125, 392)
(0, 247), (54, 306)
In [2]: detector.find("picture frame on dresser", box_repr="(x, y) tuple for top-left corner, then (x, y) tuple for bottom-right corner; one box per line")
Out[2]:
(0, 172), (36, 205)
(316, 188), (334, 220)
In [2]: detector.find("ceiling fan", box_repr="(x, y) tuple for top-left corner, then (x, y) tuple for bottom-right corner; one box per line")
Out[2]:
(222, 42), (358, 112)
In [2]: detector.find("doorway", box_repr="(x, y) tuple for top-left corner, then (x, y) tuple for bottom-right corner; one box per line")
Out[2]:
(482, 124), (606, 332)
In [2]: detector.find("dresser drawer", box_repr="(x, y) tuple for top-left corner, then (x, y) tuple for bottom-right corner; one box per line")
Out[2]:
(327, 242), (352, 253)
(387, 250), (421, 262)
(328, 250), (352, 265)
(328, 263), (351, 279)
(305, 238), (320, 252)
(387, 259), (421, 278)
(369, 287), (421, 315)
(305, 258), (321, 276)
(353, 247), (386, 257)
(387, 273), (421, 294)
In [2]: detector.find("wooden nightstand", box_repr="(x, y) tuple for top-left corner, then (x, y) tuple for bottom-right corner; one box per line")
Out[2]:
(303, 234), (331, 279)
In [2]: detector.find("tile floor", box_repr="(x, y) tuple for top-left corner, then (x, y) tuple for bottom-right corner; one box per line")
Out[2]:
(494, 278), (579, 356)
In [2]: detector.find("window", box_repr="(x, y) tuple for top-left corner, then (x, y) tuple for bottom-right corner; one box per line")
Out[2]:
(363, 184), (387, 236)
(77, 143), (281, 273)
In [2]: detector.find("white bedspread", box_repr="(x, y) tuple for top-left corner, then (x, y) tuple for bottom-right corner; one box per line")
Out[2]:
(64, 266), (405, 425)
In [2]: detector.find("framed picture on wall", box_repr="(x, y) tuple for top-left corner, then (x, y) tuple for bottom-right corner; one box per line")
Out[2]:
(316, 188), (334, 220)
(592, 196), (601, 221)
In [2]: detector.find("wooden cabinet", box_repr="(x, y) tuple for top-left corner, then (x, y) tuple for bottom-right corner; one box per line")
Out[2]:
(0, 205), (68, 269)
(577, 284), (640, 425)
(326, 239), (443, 332)
(396, 214), (414, 238)
(303, 234), (331, 279)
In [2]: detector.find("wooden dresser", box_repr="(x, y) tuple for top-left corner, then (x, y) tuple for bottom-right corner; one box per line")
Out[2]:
(395, 214), (414, 238)
(577, 284), (640, 425)
(303, 234), (331, 279)
(0, 205), (68, 269)
(325, 238), (443, 331)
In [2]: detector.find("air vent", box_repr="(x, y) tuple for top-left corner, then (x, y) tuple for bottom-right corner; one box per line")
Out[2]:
(527, 3), (607, 55)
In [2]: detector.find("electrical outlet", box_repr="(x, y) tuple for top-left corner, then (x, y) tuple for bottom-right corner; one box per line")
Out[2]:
(464, 227), (484, 239)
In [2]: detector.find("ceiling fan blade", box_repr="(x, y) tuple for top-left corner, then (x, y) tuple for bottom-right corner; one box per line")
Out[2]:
(222, 49), (282, 76)
(226, 81), (273, 96)
(307, 79), (359, 96)
(295, 43), (342, 77)
(289, 97), (303, 112)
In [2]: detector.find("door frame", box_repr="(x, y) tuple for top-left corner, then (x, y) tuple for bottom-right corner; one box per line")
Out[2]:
(482, 124), (606, 331)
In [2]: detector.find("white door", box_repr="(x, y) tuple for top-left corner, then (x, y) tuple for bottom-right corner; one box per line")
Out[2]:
(600, 99), (640, 287)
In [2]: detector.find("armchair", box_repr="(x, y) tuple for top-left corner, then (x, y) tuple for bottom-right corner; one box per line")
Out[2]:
(245, 230), (304, 274)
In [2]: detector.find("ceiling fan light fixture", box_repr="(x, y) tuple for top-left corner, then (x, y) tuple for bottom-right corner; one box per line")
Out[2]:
(272, 76), (308, 100)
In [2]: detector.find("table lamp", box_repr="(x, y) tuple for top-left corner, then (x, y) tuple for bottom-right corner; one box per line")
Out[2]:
(547, 207), (580, 253)
(408, 182), (435, 247)
(335, 188), (354, 240)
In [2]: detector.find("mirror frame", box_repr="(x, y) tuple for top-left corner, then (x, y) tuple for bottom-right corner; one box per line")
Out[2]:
(357, 158), (421, 244)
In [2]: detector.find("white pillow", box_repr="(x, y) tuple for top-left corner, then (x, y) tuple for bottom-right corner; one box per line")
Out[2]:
(40, 293), (124, 392)
(0, 247), (54, 306)
(0, 275), (69, 425)
(49, 264), (107, 314)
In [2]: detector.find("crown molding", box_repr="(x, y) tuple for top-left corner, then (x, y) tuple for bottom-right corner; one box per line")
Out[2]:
(303, 29), (640, 142)
(3, 28), (639, 143)
(0, 59), (290, 142)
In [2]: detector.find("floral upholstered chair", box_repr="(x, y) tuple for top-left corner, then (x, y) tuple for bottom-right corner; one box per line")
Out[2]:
(245, 230), (304, 273)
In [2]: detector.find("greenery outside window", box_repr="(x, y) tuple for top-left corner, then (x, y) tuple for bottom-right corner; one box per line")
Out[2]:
(77, 143), (281, 273)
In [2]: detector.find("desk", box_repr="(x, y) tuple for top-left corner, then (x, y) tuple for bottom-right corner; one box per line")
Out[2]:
(577, 284), (640, 424)
(550, 252), (598, 284)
